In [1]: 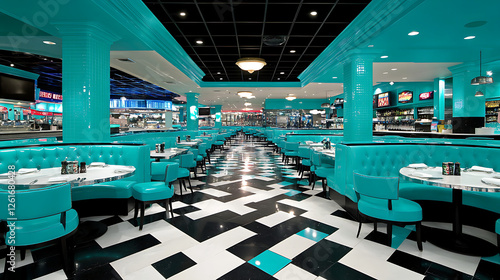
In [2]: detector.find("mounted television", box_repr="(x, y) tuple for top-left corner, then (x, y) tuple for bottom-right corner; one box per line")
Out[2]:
(333, 98), (344, 109)
(373, 95), (378, 109)
(198, 107), (211, 116)
(419, 91), (434, 101)
(398, 91), (413, 103)
(377, 92), (390, 108)
(0, 74), (35, 102)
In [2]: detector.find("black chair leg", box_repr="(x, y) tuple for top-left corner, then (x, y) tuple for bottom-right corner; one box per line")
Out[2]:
(357, 222), (362, 238)
(387, 223), (392, 247)
(374, 222), (377, 232)
(134, 200), (139, 219)
(322, 179), (326, 192)
(312, 174), (316, 189)
(187, 177), (193, 193)
(170, 199), (174, 217)
(139, 201), (145, 230)
(165, 199), (170, 219)
(60, 235), (75, 278)
(179, 180), (183, 196)
(20, 249), (26, 261)
(416, 222), (423, 251)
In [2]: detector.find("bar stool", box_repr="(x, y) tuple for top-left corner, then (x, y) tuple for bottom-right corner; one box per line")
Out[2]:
(132, 163), (178, 230)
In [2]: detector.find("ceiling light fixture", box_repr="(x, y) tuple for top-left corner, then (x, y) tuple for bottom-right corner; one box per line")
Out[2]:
(383, 72), (389, 74)
(238, 91), (253, 98)
(408, 31), (419, 36)
(402, 77), (408, 80)
(464, 36), (476, 40)
(321, 91), (330, 108)
(380, 55), (389, 58)
(236, 57), (266, 74)
(487, 71), (493, 76)
(391, 68), (397, 71)
(390, 81), (395, 85)
(471, 51), (493, 85)
(196, 40), (203, 44)
(310, 11), (318, 16)
(180, 12), (186, 16)
(43, 40), (56, 45)
(244, 102), (251, 106)
(217, 72), (221, 75)
(332, 77), (337, 79)
(280, 72), (285, 75)
(10, 64), (14, 67)
(285, 94), (296, 101)
(475, 91), (484, 97)
(290, 50), (296, 53)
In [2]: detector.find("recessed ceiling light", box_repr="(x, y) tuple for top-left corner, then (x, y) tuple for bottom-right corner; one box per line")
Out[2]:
(10, 64), (14, 67)
(249, 78), (252, 80)
(310, 11), (317, 16)
(464, 35), (476, 40)
(383, 72), (389, 74)
(318, 83), (322, 84)
(368, 45), (374, 48)
(332, 77), (337, 79)
(402, 77), (408, 80)
(280, 72), (285, 75)
(408, 31), (419, 36)
(290, 50), (296, 53)
(219, 78), (223, 80)
(277, 78), (281, 80)
(43, 40), (56, 45)
(487, 71), (493, 76)
(196, 40), (203, 44)
(391, 68), (397, 71)
(180, 12), (186, 17)
(389, 81), (395, 85)
(380, 55), (389, 59)
(189, 90), (192, 92)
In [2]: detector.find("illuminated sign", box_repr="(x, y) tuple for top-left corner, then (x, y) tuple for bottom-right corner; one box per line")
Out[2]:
(38, 90), (62, 103)
(215, 112), (221, 122)
(398, 91), (413, 103)
(377, 92), (390, 107)
(189, 105), (198, 120)
(419, 91), (434, 101)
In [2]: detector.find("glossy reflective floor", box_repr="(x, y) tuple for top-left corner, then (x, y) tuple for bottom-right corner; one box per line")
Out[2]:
(1, 136), (500, 279)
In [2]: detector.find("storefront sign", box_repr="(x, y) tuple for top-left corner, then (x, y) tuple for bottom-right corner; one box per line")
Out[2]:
(419, 91), (434, 101)
(31, 109), (53, 116)
(39, 90), (62, 103)
(398, 91), (413, 103)
(0, 106), (8, 112)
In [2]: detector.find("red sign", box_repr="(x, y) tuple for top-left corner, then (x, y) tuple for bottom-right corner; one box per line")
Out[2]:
(222, 110), (262, 113)
(23, 109), (31, 115)
(53, 113), (62, 116)
(31, 109), (53, 116)
(419, 91), (434, 101)
(39, 90), (62, 102)
(0, 106), (8, 112)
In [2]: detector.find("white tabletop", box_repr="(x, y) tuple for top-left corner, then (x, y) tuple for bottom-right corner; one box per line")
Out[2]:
(0, 165), (135, 190)
(150, 148), (187, 159)
(312, 147), (336, 159)
(177, 141), (199, 146)
(400, 167), (500, 193)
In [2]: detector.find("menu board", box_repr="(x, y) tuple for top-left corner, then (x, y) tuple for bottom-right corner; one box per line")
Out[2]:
(377, 92), (390, 107)
(398, 91), (413, 103)
(419, 91), (433, 101)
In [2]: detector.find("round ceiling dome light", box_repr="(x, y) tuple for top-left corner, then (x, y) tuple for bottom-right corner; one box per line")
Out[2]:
(236, 57), (266, 74)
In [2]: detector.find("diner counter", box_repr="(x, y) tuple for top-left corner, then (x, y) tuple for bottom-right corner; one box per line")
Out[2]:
(373, 130), (500, 140)
(0, 130), (62, 141)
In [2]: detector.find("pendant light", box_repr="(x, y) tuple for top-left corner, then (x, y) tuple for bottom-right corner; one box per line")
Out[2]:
(471, 51), (493, 85)
(475, 91), (484, 97)
(321, 91), (329, 108)
(236, 57), (266, 74)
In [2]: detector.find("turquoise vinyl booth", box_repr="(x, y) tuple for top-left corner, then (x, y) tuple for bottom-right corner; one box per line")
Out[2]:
(0, 143), (150, 216)
(329, 142), (500, 232)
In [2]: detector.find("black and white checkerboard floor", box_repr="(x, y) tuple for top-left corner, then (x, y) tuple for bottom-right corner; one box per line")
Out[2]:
(2, 137), (500, 279)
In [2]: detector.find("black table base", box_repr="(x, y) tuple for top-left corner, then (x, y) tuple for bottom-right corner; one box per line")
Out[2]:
(424, 226), (497, 256)
(74, 221), (108, 245)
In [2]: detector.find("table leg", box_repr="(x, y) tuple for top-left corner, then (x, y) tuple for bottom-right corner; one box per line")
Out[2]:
(425, 189), (497, 256)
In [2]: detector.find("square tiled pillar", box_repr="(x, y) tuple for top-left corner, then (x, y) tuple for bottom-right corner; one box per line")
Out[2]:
(186, 92), (200, 131)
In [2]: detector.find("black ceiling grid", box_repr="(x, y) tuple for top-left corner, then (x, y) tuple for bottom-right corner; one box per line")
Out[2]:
(143, 0), (372, 82)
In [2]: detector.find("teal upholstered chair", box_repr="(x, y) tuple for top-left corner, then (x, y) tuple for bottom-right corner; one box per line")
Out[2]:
(0, 183), (79, 277)
(178, 153), (195, 195)
(283, 142), (300, 165)
(197, 142), (208, 172)
(353, 173), (423, 251)
(214, 134), (225, 152)
(151, 161), (179, 181)
(298, 146), (312, 180)
(132, 162), (178, 230)
(310, 150), (334, 191)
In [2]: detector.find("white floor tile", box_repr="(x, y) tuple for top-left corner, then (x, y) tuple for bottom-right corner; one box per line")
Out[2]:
(274, 264), (317, 280)
(269, 234), (316, 259)
(256, 211), (295, 227)
(169, 250), (244, 280)
(121, 264), (167, 280)
(33, 270), (68, 280)
(197, 188), (232, 197)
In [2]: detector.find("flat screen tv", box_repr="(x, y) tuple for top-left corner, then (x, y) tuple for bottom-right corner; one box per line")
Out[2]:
(419, 91), (433, 101)
(398, 91), (413, 103)
(377, 92), (390, 108)
(198, 107), (211, 116)
(0, 74), (35, 102)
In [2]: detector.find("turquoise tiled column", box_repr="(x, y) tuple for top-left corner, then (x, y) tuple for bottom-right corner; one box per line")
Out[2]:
(179, 106), (185, 123)
(186, 93), (200, 131)
(343, 53), (375, 143)
(433, 78), (445, 120)
(450, 65), (485, 117)
(213, 105), (222, 128)
(56, 23), (119, 143)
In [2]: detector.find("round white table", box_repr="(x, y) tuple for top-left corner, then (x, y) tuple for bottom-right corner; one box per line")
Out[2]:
(400, 166), (500, 256)
(0, 165), (135, 190)
(150, 148), (188, 162)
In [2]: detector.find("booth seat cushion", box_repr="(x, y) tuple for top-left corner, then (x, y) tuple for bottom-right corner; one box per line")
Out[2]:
(399, 182), (452, 203)
(178, 167), (190, 178)
(71, 180), (136, 201)
(315, 167), (333, 179)
(358, 196), (422, 222)
(302, 159), (311, 166)
(132, 182), (171, 201)
(463, 191), (500, 215)
(284, 151), (298, 157)
(9, 209), (79, 246)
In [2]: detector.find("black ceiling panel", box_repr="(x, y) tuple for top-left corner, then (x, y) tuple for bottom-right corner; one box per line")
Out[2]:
(144, 0), (372, 82)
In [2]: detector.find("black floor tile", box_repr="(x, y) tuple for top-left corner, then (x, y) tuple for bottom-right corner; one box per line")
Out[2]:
(474, 259), (500, 279)
(285, 193), (312, 201)
(169, 215), (240, 242)
(127, 211), (170, 228)
(152, 252), (197, 279)
(387, 250), (432, 275)
(226, 238), (269, 261)
(173, 205), (201, 215)
(320, 262), (377, 280)
(292, 239), (352, 276)
(0, 253), (63, 279)
(176, 191), (217, 204)
(100, 215), (125, 226)
(73, 264), (123, 280)
(218, 262), (277, 280)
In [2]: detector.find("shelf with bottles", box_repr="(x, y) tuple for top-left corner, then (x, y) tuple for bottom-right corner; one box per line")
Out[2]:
(375, 108), (414, 118)
(373, 118), (415, 131)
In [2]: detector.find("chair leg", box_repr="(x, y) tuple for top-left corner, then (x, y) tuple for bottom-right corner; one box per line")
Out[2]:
(134, 199), (139, 219)
(357, 222), (362, 238)
(374, 222), (377, 232)
(170, 199), (174, 217)
(416, 222), (423, 251)
(60, 235), (76, 278)
(187, 177), (193, 193)
(387, 223), (392, 247)
(165, 199), (170, 219)
(179, 180), (183, 196)
(312, 173), (316, 189)
(139, 201), (145, 230)
(322, 179), (326, 192)
(20, 248), (26, 261)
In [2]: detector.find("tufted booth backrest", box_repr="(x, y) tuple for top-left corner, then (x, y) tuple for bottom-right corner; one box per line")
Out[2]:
(334, 143), (500, 202)
(0, 143), (150, 183)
